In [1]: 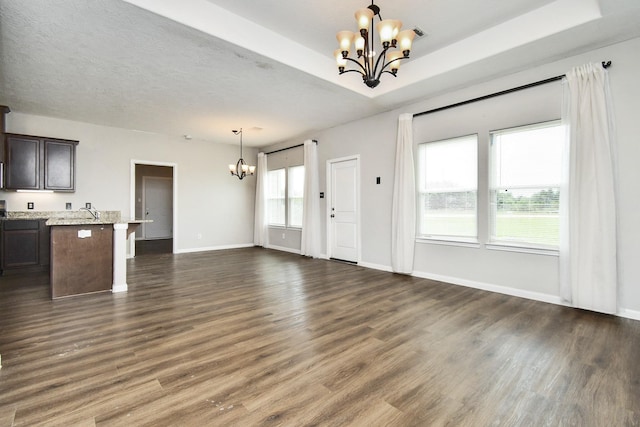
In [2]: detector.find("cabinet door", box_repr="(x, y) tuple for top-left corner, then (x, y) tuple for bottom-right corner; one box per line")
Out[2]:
(2, 220), (40, 268)
(50, 225), (113, 298)
(44, 139), (75, 191)
(5, 135), (40, 190)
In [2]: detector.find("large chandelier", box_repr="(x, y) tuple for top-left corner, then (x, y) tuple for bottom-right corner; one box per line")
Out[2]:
(228, 128), (255, 180)
(335, 1), (415, 88)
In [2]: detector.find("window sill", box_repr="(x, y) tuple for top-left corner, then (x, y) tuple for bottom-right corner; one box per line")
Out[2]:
(416, 237), (481, 249)
(268, 225), (302, 231)
(485, 242), (559, 256)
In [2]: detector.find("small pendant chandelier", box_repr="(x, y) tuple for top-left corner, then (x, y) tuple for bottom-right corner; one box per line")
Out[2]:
(228, 128), (255, 180)
(335, 1), (415, 88)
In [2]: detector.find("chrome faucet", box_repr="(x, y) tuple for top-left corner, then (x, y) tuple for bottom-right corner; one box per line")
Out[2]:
(80, 206), (100, 220)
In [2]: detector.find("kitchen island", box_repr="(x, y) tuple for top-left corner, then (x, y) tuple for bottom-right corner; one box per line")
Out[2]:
(3, 211), (149, 298)
(49, 222), (113, 298)
(48, 216), (150, 298)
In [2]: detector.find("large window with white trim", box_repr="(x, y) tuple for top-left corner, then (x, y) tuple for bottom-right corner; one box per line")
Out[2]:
(267, 166), (305, 228)
(489, 120), (563, 248)
(417, 134), (478, 240)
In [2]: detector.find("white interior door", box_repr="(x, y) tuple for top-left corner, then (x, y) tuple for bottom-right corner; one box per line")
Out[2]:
(329, 158), (359, 262)
(143, 176), (173, 239)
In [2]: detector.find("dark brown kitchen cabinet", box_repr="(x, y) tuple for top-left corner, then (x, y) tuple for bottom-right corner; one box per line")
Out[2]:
(0, 219), (50, 275)
(50, 224), (112, 298)
(4, 134), (78, 191)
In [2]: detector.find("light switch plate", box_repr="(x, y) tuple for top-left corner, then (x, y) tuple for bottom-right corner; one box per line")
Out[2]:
(27, 202), (34, 210)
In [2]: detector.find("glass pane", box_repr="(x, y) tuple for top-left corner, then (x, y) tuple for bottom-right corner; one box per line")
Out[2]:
(419, 191), (477, 237)
(491, 122), (564, 188)
(288, 166), (305, 228)
(268, 169), (285, 225)
(491, 188), (560, 246)
(418, 135), (477, 192)
(289, 197), (304, 228)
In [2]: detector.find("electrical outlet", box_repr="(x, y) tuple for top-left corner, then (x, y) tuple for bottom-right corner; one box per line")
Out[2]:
(66, 202), (72, 210)
(197, 233), (202, 240)
(27, 202), (34, 210)
(85, 202), (91, 209)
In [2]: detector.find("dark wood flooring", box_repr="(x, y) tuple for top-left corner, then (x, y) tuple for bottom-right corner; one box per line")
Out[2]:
(1, 247), (639, 426)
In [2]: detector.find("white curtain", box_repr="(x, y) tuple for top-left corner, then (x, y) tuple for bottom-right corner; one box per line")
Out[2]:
(560, 63), (617, 314)
(301, 140), (321, 257)
(391, 113), (416, 274)
(253, 152), (269, 247)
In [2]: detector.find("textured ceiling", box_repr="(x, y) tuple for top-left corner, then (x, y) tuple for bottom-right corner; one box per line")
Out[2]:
(1, 0), (639, 147)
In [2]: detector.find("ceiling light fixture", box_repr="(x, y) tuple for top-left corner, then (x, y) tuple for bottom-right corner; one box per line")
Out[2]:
(228, 128), (255, 180)
(335, 1), (415, 88)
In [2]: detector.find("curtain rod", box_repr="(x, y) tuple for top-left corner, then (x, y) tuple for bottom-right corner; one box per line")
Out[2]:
(265, 139), (317, 155)
(413, 61), (612, 118)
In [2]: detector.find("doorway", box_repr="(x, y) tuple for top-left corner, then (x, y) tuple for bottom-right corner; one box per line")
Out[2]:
(326, 156), (360, 263)
(131, 161), (177, 257)
(142, 176), (172, 239)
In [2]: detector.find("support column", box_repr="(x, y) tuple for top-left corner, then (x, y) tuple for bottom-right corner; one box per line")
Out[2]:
(112, 223), (129, 293)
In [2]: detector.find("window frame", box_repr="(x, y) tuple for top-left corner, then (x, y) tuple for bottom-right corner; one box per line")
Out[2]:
(267, 168), (286, 227)
(488, 120), (563, 251)
(416, 134), (479, 244)
(267, 165), (305, 229)
(287, 165), (305, 229)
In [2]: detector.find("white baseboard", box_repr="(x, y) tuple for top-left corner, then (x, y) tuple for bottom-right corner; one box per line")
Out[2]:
(112, 284), (128, 293)
(358, 261), (393, 272)
(176, 243), (254, 254)
(412, 270), (564, 305)
(266, 244), (301, 255)
(617, 308), (640, 321)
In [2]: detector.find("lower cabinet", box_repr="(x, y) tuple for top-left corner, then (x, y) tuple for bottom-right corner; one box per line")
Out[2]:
(1, 220), (50, 274)
(50, 225), (113, 298)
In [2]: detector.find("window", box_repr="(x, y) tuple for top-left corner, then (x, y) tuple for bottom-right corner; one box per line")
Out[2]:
(417, 135), (478, 240)
(267, 166), (305, 228)
(489, 121), (563, 248)
(267, 169), (285, 226)
(287, 166), (305, 228)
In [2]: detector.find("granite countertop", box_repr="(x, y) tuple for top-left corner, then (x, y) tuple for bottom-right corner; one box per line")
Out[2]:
(2, 211), (150, 226)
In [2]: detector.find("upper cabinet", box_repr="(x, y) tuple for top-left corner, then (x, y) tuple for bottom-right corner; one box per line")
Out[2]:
(5, 134), (78, 192)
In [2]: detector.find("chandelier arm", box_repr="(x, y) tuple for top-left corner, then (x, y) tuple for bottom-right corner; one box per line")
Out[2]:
(343, 56), (368, 74)
(377, 55), (406, 76)
(379, 70), (399, 78)
(340, 68), (367, 75)
(372, 46), (391, 80)
(385, 56), (407, 66)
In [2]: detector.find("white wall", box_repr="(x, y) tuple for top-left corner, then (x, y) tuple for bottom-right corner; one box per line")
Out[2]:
(2, 113), (257, 252)
(267, 36), (640, 317)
